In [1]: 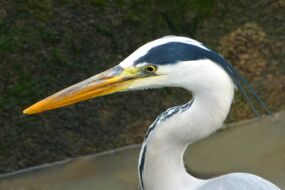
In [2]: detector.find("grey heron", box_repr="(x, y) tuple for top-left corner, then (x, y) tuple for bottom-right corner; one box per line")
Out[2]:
(23, 36), (280, 190)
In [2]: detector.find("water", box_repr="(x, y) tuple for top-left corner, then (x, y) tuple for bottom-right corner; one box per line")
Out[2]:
(1, 111), (284, 190)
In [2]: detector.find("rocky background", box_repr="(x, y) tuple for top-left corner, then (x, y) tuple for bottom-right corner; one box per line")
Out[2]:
(0, 0), (284, 173)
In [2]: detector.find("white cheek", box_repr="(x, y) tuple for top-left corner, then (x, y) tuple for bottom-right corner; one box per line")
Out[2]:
(128, 76), (167, 90)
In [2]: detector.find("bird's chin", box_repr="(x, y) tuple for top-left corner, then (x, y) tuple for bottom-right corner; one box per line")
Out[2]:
(127, 75), (167, 91)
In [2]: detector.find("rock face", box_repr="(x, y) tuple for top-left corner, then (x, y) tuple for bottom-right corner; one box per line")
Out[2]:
(219, 23), (267, 76)
(218, 22), (285, 120)
(0, 0), (284, 173)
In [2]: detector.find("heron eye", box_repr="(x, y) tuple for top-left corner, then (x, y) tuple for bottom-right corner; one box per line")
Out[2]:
(144, 65), (157, 73)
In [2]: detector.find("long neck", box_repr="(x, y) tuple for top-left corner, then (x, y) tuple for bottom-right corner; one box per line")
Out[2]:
(139, 65), (234, 190)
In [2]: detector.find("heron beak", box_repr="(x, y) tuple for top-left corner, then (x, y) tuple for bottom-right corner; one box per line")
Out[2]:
(23, 66), (142, 114)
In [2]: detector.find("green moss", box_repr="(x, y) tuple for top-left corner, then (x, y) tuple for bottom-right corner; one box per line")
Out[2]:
(19, 0), (53, 21)
(0, 78), (37, 108)
(189, 0), (214, 17)
(88, 0), (108, 6)
(124, 0), (214, 36)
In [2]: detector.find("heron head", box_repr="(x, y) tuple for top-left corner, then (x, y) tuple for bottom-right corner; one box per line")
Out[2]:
(22, 36), (239, 114)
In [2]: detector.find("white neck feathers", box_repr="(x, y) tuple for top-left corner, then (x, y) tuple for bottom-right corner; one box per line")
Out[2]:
(139, 60), (235, 190)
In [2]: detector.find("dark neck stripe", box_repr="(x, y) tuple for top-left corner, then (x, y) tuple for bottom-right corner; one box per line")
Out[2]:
(139, 145), (147, 190)
(139, 99), (194, 190)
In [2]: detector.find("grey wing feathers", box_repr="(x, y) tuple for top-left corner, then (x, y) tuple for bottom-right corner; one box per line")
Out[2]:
(198, 173), (280, 190)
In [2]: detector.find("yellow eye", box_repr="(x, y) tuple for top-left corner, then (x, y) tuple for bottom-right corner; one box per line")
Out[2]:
(144, 65), (157, 73)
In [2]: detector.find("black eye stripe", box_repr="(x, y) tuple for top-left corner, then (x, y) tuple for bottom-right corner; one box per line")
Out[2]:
(134, 42), (207, 65)
(133, 42), (240, 90)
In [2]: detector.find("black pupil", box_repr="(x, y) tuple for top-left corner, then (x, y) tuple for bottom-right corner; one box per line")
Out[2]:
(146, 66), (154, 72)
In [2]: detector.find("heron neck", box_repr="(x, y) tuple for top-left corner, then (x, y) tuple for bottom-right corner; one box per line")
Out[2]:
(140, 83), (234, 190)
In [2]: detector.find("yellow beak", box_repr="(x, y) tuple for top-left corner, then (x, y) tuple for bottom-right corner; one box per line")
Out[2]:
(23, 66), (141, 114)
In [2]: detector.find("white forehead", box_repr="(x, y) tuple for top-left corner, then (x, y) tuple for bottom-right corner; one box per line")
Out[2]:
(119, 36), (209, 68)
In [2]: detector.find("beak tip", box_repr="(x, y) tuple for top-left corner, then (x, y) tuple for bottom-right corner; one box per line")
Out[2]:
(23, 107), (34, 115)
(23, 103), (43, 115)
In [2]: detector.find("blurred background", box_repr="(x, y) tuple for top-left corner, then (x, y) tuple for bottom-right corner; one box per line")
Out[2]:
(0, 0), (284, 185)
